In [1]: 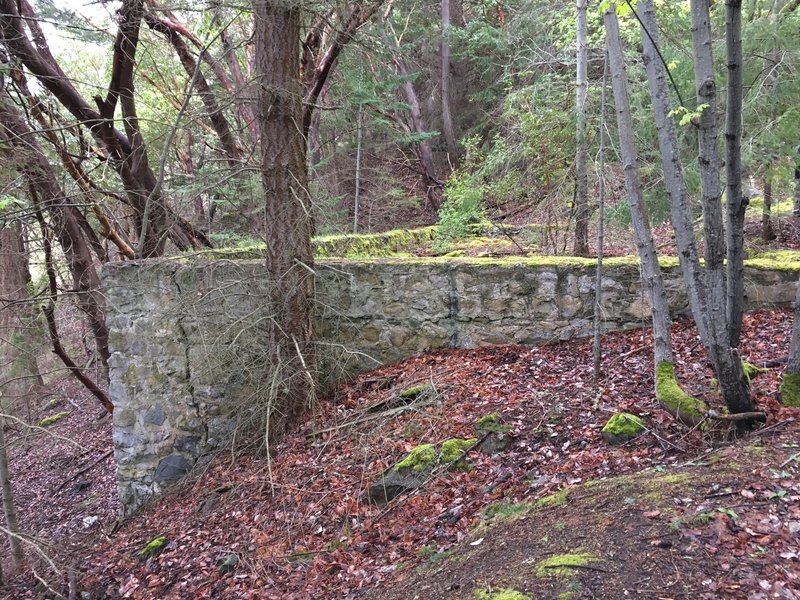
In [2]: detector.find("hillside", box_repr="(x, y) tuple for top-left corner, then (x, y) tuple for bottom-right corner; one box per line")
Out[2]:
(2, 309), (799, 598)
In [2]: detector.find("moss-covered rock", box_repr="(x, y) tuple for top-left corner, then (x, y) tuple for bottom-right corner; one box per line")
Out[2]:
(780, 372), (800, 407)
(395, 444), (436, 473)
(601, 413), (646, 445)
(473, 588), (531, 600)
(139, 535), (167, 558)
(655, 362), (708, 427)
(38, 411), (69, 427)
(534, 553), (598, 578)
(475, 413), (512, 434)
(440, 438), (477, 465)
(399, 384), (434, 400)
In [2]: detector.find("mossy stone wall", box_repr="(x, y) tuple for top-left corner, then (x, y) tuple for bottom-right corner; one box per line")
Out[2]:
(102, 256), (798, 514)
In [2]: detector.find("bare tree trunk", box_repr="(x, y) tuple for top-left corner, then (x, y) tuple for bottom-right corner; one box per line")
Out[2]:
(573, 0), (590, 257)
(0, 222), (42, 410)
(354, 103), (363, 234)
(605, 4), (707, 425)
(592, 52), (608, 383)
(253, 0), (315, 440)
(0, 418), (24, 572)
(725, 0), (746, 347)
(395, 58), (442, 208)
(689, 0), (753, 417)
(762, 170), (777, 241)
(637, 0), (710, 349)
(795, 145), (800, 217)
(781, 275), (800, 406)
(441, 0), (458, 164)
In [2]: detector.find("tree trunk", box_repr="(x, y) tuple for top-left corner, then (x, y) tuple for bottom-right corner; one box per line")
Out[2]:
(592, 52), (608, 383)
(0, 221), (42, 411)
(637, 0), (710, 349)
(441, 0), (458, 164)
(0, 92), (112, 395)
(253, 0), (315, 440)
(795, 145), (800, 217)
(573, 0), (590, 257)
(762, 171), (777, 241)
(780, 275), (800, 406)
(689, 0), (753, 417)
(0, 418), (24, 572)
(725, 0), (746, 348)
(395, 58), (442, 208)
(354, 103), (363, 234)
(605, 4), (707, 425)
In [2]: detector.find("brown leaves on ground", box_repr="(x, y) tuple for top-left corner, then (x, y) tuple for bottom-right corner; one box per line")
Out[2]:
(2, 309), (799, 599)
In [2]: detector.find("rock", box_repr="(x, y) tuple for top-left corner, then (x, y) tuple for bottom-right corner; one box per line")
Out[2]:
(480, 432), (512, 455)
(72, 480), (92, 493)
(601, 412), (646, 445)
(143, 405), (166, 426)
(364, 469), (427, 505)
(154, 454), (190, 482)
(217, 554), (239, 574)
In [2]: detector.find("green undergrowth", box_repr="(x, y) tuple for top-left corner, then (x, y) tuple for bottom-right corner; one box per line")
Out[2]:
(780, 372), (800, 407)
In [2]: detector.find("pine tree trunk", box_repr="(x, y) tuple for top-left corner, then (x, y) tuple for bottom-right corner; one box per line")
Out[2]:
(638, 0), (710, 349)
(762, 172), (776, 241)
(441, 0), (458, 164)
(253, 0), (316, 440)
(689, 0), (753, 417)
(780, 275), (800, 406)
(0, 419), (24, 572)
(725, 0), (746, 347)
(573, 0), (590, 257)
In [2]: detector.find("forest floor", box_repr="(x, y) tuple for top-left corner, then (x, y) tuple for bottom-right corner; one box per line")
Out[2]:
(2, 307), (799, 599)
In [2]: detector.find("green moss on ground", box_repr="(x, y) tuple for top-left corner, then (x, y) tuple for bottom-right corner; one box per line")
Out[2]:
(780, 372), (800, 407)
(480, 501), (532, 522)
(535, 488), (570, 508)
(394, 444), (436, 473)
(473, 588), (531, 600)
(742, 361), (768, 384)
(744, 250), (800, 272)
(655, 362), (708, 426)
(601, 413), (645, 445)
(475, 413), (512, 434)
(399, 384), (433, 399)
(535, 553), (598, 578)
(440, 438), (477, 464)
(139, 535), (167, 558)
(38, 411), (69, 427)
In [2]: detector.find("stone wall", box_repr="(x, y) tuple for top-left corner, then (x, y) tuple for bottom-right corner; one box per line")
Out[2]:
(102, 256), (798, 513)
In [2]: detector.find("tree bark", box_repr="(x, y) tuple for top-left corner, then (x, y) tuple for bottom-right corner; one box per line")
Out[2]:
(725, 0), (746, 347)
(689, 0), (753, 417)
(637, 0), (710, 349)
(441, 0), (458, 164)
(0, 418), (24, 573)
(253, 0), (315, 439)
(762, 171), (777, 241)
(592, 52), (608, 382)
(573, 0), (590, 257)
(780, 275), (800, 406)
(0, 222), (42, 410)
(0, 92), (112, 394)
(606, 4), (708, 425)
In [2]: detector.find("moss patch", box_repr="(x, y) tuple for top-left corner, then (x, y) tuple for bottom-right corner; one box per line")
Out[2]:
(473, 588), (531, 600)
(780, 372), (800, 407)
(399, 384), (434, 400)
(744, 250), (800, 272)
(394, 444), (436, 473)
(535, 553), (598, 578)
(440, 438), (477, 464)
(742, 361), (767, 384)
(38, 411), (69, 427)
(139, 535), (167, 558)
(601, 413), (645, 445)
(480, 501), (532, 523)
(655, 362), (708, 426)
(475, 413), (512, 434)
(535, 488), (570, 509)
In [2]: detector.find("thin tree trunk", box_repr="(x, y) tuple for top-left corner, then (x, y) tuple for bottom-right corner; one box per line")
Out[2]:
(0, 418), (24, 572)
(354, 103), (363, 234)
(441, 0), (458, 164)
(637, 0), (710, 349)
(605, 4), (707, 425)
(573, 0), (590, 257)
(795, 145), (800, 217)
(253, 0), (315, 440)
(689, 0), (753, 417)
(762, 171), (777, 241)
(725, 0), (746, 347)
(592, 52), (608, 383)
